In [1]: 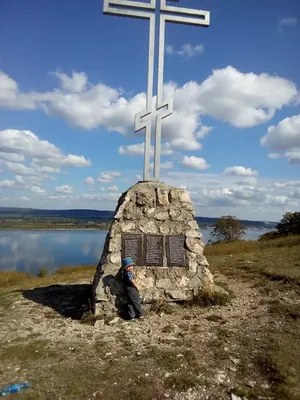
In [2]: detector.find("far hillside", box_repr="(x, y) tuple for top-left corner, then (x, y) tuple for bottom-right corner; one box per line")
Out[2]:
(0, 207), (278, 229)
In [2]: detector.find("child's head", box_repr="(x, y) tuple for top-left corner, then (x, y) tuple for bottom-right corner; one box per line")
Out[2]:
(122, 257), (134, 271)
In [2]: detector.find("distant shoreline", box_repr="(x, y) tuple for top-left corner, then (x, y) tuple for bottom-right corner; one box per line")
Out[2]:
(0, 225), (269, 231)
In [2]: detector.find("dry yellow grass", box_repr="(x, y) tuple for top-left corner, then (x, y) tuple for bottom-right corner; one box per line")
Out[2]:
(0, 265), (96, 290)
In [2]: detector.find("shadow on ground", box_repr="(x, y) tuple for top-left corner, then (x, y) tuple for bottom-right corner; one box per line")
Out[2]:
(22, 284), (92, 319)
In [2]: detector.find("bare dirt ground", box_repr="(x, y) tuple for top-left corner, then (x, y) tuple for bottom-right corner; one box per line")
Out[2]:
(1, 267), (290, 400)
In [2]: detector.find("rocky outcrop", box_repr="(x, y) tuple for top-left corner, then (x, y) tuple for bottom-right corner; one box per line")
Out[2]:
(92, 181), (214, 317)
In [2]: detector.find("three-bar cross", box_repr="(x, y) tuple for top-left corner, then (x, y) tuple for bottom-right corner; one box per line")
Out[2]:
(103, 0), (210, 181)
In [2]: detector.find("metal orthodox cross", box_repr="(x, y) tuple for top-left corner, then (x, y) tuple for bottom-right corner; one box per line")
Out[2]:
(103, 0), (210, 181)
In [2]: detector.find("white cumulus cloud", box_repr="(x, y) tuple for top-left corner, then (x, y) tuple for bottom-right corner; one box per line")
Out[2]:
(83, 177), (94, 186)
(223, 166), (258, 177)
(118, 142), (173, 156)
(182, 156), (210, 170)
(0, 129), (91, 168)
(0, 179), (15, 188)
(268, 153), (282, 159)
(261, 114), (300, 165)
(0, 152), (25, 162)
(29, 186), (46, 194)
(0, 67), (297, 155)
(0, 129), (91, 188)
(166, 43), (204, 58)
(97, 171), (121, 183)
(54, 71), (88, 93)
(54, 185), (75, 194)
(107, 185), (119, 192)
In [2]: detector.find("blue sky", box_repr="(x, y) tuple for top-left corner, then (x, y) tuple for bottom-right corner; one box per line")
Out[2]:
(0, 0), (299, 221)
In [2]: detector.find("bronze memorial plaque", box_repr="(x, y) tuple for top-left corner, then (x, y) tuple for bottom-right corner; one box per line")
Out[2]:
(144, 234), (164, 266)
(121, 234), (143, 265)
(166, 235), (187, 267)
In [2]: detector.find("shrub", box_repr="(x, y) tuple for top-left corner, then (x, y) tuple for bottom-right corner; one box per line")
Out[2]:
(258, 231), (281, 241)
(187, 288), (231, 307)
(210, 215), (245, 243)
(36, 268), (48, 278)
(277, 212), (300, 237)
(149, 299), (174, 314)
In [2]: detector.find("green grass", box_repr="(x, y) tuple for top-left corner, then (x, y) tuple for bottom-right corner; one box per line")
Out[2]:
(206, 242), (300, 288)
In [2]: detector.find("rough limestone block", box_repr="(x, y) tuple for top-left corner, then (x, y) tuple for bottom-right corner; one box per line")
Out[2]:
(169, 207), (180, 220)
(186, 237), (204, 254)
(136, 190), (155, 206)
(95, 281), (108, 301)
(187, 252), (197, 273)
(138, 276), (155, 291)
(142, 289), (162, 303)
(201, 267), (214, 292)
(120, 222), (136, 233)
(109, 252), (121, 265)
(178, 191), (191, 203)
(154, 211), (169, 221)
(188, 277), (201, 289)
(186, 229), (202, 239)
(196, 254), (209, 267)
(114, 193), (131, 220)
(159, 224), (170, 234)
(177, 276), (190, 288)
(108, 235), (121, 253)
(156, 188), (169, 206)
(177, 210), (194, 223)
(124, 202), (143, 220)
(144, 207), (156, 218)
(166, 289), (190, 301)
(139, 221), (158, 234)
(169, 188), (180, 202)
(188, 220), (199, 230)
(171, 222), (185, 235)
(156, 278), (172, 290)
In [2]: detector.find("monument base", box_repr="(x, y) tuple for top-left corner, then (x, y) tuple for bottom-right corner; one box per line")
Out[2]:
(92, 181), (214, 317)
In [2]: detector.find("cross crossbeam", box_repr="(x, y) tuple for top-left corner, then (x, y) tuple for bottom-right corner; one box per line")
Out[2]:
(103, 0), (210, 181)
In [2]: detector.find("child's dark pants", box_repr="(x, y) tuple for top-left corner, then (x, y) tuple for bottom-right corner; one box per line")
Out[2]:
(126, 287), (143, 319)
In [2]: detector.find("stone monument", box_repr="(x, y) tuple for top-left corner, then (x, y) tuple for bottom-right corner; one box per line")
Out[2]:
(92, 181), (214, 316)
(92, 1), (214, 317)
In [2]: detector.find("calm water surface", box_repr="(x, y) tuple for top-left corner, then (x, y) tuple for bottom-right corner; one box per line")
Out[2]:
(0, 228), (270, 275)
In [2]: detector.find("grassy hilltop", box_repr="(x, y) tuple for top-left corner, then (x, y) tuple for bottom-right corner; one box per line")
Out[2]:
(0, 236), (300, 399)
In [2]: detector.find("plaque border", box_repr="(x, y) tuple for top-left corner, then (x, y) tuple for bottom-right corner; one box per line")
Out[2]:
(121, 234), (143, 266)
(143, 234), (164, 267)
(166, 235), (187, 267)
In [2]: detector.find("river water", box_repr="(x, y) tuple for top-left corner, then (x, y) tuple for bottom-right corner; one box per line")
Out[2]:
(0, 228), (270, 275)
